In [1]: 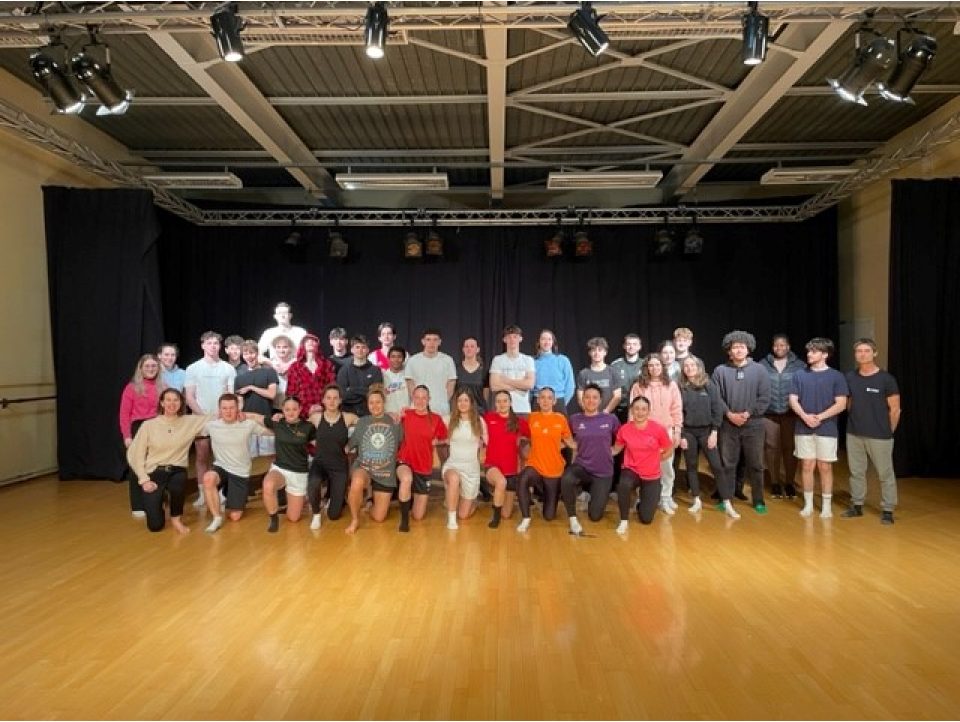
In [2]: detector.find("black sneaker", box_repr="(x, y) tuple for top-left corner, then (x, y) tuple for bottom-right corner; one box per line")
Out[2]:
(784, 485), (797, 500)
(710, 489), (721, 501)
(734, 491), (748, 502)
(841, 505), (864, 518)
(881, 511), (895, 525)
(771, 484), (783, 499)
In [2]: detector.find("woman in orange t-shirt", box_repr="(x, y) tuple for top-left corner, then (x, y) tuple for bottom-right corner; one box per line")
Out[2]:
(516, 387), (576, 532)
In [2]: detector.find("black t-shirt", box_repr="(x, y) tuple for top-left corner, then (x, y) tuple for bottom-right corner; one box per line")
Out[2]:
(456, 362), (488, 413)
(263, 416), (316, 472)
(846, 369), (899, 439)
(235, 365), (279, 417)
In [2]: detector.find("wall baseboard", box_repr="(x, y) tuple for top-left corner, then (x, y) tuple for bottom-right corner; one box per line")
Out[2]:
(0, 468), (58, 487)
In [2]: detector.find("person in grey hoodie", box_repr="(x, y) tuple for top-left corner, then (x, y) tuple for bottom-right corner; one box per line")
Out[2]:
(760, 334), (806, 500)
(711, 330), (771, 514)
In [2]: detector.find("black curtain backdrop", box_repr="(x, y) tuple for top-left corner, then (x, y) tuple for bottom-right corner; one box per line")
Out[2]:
(158, 208), (838, 378)
(45, 187), (164, 480)
(889, 179), (960, 478)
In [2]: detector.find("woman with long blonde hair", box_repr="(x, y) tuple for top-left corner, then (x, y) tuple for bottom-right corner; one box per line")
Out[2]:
(119, 353), (164, 519)
(441, 388), (489, 528)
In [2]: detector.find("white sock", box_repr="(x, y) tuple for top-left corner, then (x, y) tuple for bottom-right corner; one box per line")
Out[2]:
(447, 510), (459, 530)
(802, 491), (814, 512)
(204, 515), (223, 534)
(689, 497), (702, 513)
(616, 520), (629, 535)
(820, 494), (833, 518)
(659, 499), (676, 516)
(310, 513), (322, 530)
(724, 500), (740, 519)
(569, 516), (583, 534)
(516, 517), (531, 533)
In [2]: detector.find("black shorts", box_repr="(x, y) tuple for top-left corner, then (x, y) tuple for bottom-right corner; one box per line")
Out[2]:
(211, 465), (249, 511)
(371, 480), (397, 495)
(410, 470), (431, 495)
(484, 466), (519, 492)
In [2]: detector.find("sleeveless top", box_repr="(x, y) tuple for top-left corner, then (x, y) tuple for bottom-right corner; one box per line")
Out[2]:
(313, 412), (349, 470)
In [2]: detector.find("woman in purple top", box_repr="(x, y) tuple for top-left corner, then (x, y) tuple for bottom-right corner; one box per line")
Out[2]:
(560, 383), (621, 533)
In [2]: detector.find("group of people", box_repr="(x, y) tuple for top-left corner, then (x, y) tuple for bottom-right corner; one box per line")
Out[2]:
(118, 302), (902, 536)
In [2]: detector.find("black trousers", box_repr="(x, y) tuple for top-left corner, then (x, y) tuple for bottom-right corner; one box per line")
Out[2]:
(126, 418), (147, 512)
(617, 470), (661, 524)
(142, 466), (187, 532)
(681, 425), (729, 498)
(559, 464), (612, 522)
(308, 461), (349, 520)
(517, 467), (560, 520)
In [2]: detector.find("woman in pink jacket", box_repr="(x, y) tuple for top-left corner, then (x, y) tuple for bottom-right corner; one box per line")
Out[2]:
(629, 354), (682, 515)
(118, 354), (164, 519)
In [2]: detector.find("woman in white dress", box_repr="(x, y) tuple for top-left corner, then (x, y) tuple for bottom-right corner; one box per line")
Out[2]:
(441, 388), (488, 529)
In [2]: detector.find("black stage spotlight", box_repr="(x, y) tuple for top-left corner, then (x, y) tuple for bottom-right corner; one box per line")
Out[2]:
(878, 30), (937, 103)
(545, 226), (565, 258)
(329, 231), (349, 259)
(284, 229), (302, 247)
(684, 224), (704, 256)
(741, 2), (769, 66)
(425, 229), (444, 257)
(404, 231), (423, 258)
(573, 230), (593, 258)
(30, 50), (84, 114)
(211, 3), (245, 62)
(71, 49), (131, 115)
(652, 215), (675, 258)
(827, 33), (895, 106)
(568, 2), (609, 57)
(364, 2), (389, 59)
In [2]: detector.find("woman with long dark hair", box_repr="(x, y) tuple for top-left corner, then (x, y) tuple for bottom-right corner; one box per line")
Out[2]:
(611, 396), (672, 534)
(482, 390), (530, 528)
(441, 388), (488, 528)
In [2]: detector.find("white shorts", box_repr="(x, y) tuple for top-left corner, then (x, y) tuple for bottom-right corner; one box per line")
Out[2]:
(794, 434), (838, 462)
(270, 464), (308, 496)
(442, 462), (481, 500)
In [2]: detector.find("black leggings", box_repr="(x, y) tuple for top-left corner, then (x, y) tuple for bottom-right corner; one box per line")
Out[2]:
(617, 470), (661, 524)
(681, 426), (728, 498)
(126, 418), (146, 512)
(517, 467), (560, 520)
(308, 461), (349, 520)
(142, 466), (187, 532)
(560, 465), (612, 522)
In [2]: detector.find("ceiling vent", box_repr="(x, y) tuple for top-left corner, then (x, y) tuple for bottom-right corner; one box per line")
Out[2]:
(141, 172), (243, 189)
(547, 170), (663, 189)
(336, 172), (449, 190)
(760, 166), (858, 185)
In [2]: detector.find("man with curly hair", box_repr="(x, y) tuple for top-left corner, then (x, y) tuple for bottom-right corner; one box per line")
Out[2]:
(711, 330), (771, 515)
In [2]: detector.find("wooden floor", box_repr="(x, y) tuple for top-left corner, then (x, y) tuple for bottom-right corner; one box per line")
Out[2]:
(1, 466), (959, 720)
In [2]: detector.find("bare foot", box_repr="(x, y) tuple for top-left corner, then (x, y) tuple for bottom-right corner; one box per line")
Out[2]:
(171, 517), (191, 535)
(345, 520), (359, 534)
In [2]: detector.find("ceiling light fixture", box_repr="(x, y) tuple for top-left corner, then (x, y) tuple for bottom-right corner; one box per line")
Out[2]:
(568, 2), (609, 57)
(547, 170), (663, 190)
(336, 172), (449, 190)
(878, 29), (937, 103)
(329, 230), (349, 259)
(70, 41), (132, 115)
(741, 2), (769, 66)
(211, 3), (245, 62)
(364, 2), (389, 60)
(29, 49), (84, 114)
(827, 31), (896, 106)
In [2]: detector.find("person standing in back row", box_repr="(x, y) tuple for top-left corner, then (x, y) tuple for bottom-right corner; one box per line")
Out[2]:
(842, 338), (901, 525)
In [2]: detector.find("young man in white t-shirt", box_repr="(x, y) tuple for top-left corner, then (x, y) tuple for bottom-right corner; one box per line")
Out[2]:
(184, 331), (236, 509)
(404, 328), (457, 418)
(489, 324), (536, 415)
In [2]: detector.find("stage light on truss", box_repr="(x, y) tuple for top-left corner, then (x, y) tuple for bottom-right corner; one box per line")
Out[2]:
(29, 50), (84, 114)
(329, 231), (349, 259)
(545, 230), (565, 258)
(684, 214), (704, 256)
(573, 230), (593, 258)
(878, 30), (937, 103)
(211, 3), (245, 62)
(827, 33), (896, 105)
(404, 231), (423, 258)
(70, 49), (131, 115)
(364, 2), (389, 59)
(425, 229), (444, 257)
(568, 2), (609, 57)
(741, 2), (769, 65)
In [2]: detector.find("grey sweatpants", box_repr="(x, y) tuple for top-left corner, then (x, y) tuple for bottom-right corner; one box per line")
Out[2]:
(846, 434), (898, 511)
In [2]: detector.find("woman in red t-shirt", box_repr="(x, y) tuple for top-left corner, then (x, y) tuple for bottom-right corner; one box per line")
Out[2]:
(396, 385), (448, 526)
(482, 390), (530, 528)
(612, 395), (673, 534)
(516, 387), (576, 532)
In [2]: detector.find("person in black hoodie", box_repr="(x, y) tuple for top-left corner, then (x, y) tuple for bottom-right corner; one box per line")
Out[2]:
(337, 334), (383, 416)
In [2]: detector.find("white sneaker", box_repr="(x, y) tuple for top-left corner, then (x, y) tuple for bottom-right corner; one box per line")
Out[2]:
(659, 500), (676, 516)
(724, 501), (741, 519)
(576, 491), (589, 510)
(820, 508), (833, 519)
(616, 520), (629, 535)
(799, 506), (814, 517)
(569, 517), (583, 534)
(516, 518), (531, 533)
(667, 498), (679, 510)
(688, 497), (702, 514)
(204, 516), (223, 534)
(131, 510), (146, 519)
(310, 513), (322, 530)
